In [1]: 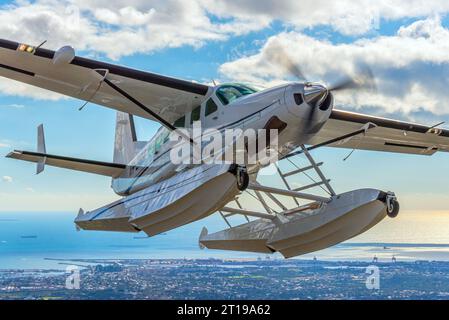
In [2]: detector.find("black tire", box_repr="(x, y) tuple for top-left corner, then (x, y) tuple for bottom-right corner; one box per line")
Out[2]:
(387, 199), (400, 218)
(236, 168), (249, 191)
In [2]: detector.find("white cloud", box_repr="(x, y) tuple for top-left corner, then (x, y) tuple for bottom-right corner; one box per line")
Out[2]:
(92, 7), (156, 26)
(205, 0), (449, 35)
(0, 138), (28, 148)
(0, 103), (24, 108)
(0, 78), (65, 100)
(3, 0), (449, 60)
(0, 190), (119, 211)
(0, 0), (270, 100)
(1, 0), (449, 109)
(25, 187), (35, 192)
(219, 17), (449, 117)
(2, 176), (13, 183)
(0, 0), (263, 60)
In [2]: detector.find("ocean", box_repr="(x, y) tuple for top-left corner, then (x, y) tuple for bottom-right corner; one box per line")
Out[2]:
(1, 210), (449, 269)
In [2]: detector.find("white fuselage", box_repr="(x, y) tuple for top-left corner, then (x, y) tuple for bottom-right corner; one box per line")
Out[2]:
(111, 82), (333, 195)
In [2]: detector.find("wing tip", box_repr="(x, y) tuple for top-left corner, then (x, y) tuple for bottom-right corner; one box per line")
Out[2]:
(5, 150), (23, 159)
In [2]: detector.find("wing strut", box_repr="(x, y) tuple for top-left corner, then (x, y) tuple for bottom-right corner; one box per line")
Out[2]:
(284, 122), (376, 159)
(102, 77), (194, 144)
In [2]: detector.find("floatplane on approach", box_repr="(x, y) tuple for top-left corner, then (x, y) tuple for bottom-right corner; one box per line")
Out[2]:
(1, 39), (448, 258)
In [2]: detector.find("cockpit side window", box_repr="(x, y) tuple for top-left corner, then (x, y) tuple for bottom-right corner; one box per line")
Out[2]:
(216, 84), (258, 105)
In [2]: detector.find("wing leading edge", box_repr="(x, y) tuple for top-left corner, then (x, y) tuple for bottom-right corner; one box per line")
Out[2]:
(307, 109), (449, 155)
(0, 39), (212, 123)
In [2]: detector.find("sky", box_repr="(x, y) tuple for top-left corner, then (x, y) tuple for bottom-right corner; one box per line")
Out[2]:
(0, 0), (449, 216)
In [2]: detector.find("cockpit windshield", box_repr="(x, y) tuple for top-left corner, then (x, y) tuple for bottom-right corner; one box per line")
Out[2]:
(216, 84), (258, 105)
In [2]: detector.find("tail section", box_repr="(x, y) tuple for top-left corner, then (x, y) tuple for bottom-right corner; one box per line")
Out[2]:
(113, 112), (145, 164)
(36, 124), (46, 174)
(7, 118), (142, 179)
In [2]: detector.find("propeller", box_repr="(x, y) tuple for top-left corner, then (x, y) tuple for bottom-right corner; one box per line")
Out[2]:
(267, 46), (376, 93)
(327, 64), (376, 92)
(266, 45), (306, 81)
(267, 46), (376, 133)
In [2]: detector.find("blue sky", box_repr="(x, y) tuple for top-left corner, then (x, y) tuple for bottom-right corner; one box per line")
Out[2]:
(0, 1), (449, 214)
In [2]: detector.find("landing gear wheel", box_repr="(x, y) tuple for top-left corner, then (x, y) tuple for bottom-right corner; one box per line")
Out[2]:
(386, 197), (400, 218)
(236, 167), (249, 191)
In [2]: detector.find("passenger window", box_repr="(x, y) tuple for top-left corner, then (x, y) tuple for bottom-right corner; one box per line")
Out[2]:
(190, 106), (201, 125)
(161, 130), (170, 144)
(173, 116), (185, 128)
(205, 99), (218, 117)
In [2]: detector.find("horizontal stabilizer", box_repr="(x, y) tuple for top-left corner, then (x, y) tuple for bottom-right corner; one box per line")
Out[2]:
(6, 150), (126, 177)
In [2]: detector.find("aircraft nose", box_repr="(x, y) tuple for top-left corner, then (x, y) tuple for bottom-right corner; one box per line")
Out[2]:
(304, 84), (328, 107)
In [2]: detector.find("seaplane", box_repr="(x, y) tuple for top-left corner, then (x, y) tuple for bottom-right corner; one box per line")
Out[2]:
(1, 39), (448, 258)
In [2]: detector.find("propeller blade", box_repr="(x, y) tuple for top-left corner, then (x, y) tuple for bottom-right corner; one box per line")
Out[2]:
(328, 76), (357, 91)
(266, 45), (306, 80)
(266, 44), (376, 93)
(329, 65), (376, 92)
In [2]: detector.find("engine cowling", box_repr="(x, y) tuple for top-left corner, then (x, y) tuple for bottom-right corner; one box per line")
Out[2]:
(284, 82), (333, 135)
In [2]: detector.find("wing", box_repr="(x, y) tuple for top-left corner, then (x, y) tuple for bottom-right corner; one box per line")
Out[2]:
(307, 109), (449, 155)
(0, 39), (211, 122)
